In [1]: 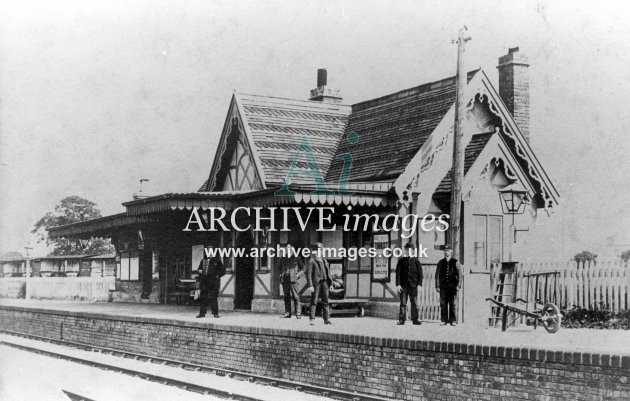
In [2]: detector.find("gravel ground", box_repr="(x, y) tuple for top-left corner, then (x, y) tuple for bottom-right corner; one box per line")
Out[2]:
(2, 298), (629, 355)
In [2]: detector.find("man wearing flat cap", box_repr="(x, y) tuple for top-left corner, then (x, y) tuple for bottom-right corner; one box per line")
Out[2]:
(435, 245), (462, 326)
(395, 242), (423, 325)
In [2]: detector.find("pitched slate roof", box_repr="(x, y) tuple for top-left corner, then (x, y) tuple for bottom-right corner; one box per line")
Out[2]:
(434, 132), (495, 194)
(201, 72), (487, 192)
(0, 251), (25, 262)
(236, 93), (351, 186)
(325, 75), (461, 183)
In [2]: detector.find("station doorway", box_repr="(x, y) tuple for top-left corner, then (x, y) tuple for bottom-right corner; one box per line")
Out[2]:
(234, 231), (255, 310)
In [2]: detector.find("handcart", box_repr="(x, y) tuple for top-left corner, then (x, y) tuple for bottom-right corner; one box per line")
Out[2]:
(486, 271), (562, 333)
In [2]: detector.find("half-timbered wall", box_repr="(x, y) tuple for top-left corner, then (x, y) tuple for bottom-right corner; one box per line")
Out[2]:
(222, 133), (262, 191)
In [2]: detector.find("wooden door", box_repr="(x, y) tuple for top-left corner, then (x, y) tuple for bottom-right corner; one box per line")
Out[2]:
(234, 231), (255, 310)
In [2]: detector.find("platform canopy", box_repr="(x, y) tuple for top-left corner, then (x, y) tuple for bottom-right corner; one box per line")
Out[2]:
(47, 213), (160, 239)
(48, 184), (395, 239)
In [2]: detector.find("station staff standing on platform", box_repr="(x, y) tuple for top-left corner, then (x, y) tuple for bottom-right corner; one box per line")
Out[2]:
(279, 244), (305, 318)
(395, 242), (423, 325)
(435, 245), (462, 326)
(196, 250), (226, 319)
(306, 242), (332, 326)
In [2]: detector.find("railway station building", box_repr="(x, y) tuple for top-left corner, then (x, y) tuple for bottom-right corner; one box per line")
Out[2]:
(48, 48), (558, 322)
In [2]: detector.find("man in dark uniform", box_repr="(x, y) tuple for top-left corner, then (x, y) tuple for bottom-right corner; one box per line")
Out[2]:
(306, 242), (332, 325)
(395, 242), (423, 325)
(435, 245), (462, 326)
(196, 251), (226, 318)
(278, 244), (305, 318)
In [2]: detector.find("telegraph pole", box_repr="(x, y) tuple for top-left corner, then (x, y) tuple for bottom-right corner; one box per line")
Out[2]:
(450, 26), (471, 260)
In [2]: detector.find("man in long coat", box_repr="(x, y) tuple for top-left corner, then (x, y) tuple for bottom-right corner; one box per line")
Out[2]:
(306, 242), (332, 325)
(278, 244), (305, 318)
(395, 242), (423, 325)
(196, 251), (226, 318)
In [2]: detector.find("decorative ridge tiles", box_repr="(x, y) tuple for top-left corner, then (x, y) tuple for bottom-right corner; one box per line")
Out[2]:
(236, 92), (352, 114)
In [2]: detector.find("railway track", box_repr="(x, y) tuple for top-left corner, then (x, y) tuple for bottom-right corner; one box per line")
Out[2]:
(0, 329), (390, 401)
(62, 389), (98, 401)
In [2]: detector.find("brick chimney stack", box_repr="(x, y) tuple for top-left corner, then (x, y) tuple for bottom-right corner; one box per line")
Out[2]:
(497, 47), (530, 142)
(309, 68), (342, 104)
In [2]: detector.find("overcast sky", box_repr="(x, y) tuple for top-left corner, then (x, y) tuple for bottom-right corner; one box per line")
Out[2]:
(1, 0), (629, 257)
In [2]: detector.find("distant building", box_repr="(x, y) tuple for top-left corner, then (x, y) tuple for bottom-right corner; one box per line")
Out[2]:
(34, 254), (116, 277)
(0, 252), (26, 277)
(0, 253), (115, 278)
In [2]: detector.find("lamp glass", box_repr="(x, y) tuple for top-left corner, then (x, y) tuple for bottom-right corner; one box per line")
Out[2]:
(499, 188), (528, 215)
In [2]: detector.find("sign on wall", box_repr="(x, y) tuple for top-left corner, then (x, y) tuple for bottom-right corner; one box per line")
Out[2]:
(191, 245), (205, 273)
(328, 258), (345, 299)
(371, 232), (391, 282)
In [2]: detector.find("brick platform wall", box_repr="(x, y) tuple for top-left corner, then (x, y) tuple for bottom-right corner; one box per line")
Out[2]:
(1, 305), (628, 400)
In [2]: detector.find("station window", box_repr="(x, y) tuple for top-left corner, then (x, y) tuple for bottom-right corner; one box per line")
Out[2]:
(104, 260), (116, 277)
(472, 214), (503, 270)
(343, 228), (371, 272)
(117, 252), (140, 281)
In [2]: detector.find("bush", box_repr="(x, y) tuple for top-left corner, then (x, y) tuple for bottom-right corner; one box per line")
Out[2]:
(561, 305), (630, 329)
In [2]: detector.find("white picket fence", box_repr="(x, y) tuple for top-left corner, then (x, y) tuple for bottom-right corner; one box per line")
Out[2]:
(491, 259), (630, 312)
(418, 264), (440, 320)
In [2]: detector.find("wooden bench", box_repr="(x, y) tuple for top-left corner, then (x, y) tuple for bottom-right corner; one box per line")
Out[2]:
(168, 279), (197, 305)
(302, 298), (368, 317)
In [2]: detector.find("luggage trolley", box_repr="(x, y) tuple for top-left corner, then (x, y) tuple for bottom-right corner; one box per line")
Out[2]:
(486, 270), (562, 333)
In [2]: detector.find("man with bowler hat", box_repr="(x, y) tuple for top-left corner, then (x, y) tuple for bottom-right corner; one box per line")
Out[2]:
(395, 242), (423, 325)
(435, 245), (462, 326)
(196, 250), (226, 318)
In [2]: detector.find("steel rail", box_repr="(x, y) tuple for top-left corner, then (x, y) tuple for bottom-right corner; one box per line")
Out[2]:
(61, 389), (98, 401)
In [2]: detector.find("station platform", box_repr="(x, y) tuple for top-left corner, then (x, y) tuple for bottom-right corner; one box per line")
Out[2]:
(0, 298), (628, 354)
(1, 299), (629, 400)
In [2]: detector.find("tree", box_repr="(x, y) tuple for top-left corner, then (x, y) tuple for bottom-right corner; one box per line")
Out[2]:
(573, 250), (598, 268)
(32, 196), (115, 256)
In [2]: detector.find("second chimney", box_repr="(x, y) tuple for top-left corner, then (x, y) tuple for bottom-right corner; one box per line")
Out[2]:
(309, 68), (342, 104)
(317, 68), (327, 87)
(497, 47), (530, 142)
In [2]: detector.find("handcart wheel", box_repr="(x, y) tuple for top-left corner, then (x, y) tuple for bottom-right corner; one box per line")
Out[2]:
(501, 307), (509, 332)
(356, 305), (365, 318)
(540, 303), (562, 333)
